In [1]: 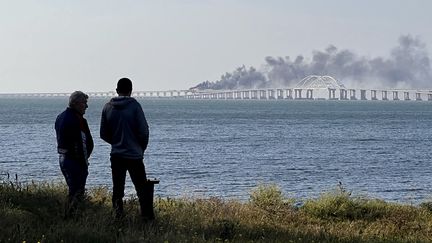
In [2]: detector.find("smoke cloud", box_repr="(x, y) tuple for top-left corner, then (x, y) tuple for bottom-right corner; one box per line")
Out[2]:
(192, 35), (431, 90)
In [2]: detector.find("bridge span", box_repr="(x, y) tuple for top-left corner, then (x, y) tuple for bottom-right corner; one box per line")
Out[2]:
(2, 76), (430, 101)
(0, 90), (193, 98)
(1, 88), (432, 101)
(187, 76), (432, 101)
(187, 88), (432, 101)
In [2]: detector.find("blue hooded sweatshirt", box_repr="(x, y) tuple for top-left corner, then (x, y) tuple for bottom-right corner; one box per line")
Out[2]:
(100, 97), (149, 159)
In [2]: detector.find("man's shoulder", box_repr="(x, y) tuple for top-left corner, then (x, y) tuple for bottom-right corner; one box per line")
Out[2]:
(55, 108), (76, 126)
(57, 108), (72, 119)
(102, 100), (114, 110)
(131, 98), (142, 107)
(55, 110), (65, 124)
(123, 97), (142, 109)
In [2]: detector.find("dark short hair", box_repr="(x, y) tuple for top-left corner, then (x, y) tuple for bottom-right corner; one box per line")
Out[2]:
(116, 78), (133, 93)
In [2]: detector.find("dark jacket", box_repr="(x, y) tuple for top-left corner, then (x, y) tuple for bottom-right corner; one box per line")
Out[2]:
(100, 96), (149, 160)
(55, 107), (94, 166)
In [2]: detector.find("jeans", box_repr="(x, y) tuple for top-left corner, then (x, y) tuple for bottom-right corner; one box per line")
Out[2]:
(111, 156), (154, 219)
(59, 154), (88, 215)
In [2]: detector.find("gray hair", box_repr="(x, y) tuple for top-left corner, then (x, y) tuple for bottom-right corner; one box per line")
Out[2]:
(69, 91), (89, 108)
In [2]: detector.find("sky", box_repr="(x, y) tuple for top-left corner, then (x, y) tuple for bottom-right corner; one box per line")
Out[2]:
(0, 0), (431, 93)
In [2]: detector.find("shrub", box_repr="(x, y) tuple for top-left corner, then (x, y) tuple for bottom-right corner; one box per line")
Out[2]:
(249, 184), (293, 213)
(302, 185), (389, 221)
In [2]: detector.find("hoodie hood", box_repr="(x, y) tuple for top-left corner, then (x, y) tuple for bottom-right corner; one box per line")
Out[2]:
(109, 96), (136, 109)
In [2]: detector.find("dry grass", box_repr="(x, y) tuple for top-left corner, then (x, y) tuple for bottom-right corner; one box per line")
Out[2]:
(1, 180), (432, 242)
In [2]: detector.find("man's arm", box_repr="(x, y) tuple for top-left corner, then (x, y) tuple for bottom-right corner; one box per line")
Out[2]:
(100, 106), (112, 144)
(136, 104), (149, 151)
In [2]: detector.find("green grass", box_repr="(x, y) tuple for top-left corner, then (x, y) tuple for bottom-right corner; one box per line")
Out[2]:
(1, 181), (432, 242)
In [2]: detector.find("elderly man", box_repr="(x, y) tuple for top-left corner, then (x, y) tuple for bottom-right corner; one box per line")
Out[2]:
(55, 91), (94, 216)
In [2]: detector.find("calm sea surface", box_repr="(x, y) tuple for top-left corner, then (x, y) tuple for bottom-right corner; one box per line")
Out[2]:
(1, 97), (431, 204)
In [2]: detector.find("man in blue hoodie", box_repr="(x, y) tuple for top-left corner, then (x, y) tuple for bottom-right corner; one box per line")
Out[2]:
(100, 78), (152, 219)
(55, 91), (94, 217)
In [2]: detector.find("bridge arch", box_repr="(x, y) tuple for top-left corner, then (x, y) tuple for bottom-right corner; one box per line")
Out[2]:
(295, 75), (346, 89)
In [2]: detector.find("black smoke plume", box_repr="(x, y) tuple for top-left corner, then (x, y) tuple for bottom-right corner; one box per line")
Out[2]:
(191, 35), (431, 90)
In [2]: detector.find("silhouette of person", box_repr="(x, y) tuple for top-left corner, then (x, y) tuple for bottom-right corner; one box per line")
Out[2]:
(100, 78), (153, 219)
(55, 91), (93, 216)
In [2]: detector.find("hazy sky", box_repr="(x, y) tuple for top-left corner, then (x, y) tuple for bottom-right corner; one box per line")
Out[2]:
(0, 0), (431, 93)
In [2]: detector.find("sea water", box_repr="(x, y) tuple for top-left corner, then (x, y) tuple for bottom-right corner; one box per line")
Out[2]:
(0, 97), (431, 204)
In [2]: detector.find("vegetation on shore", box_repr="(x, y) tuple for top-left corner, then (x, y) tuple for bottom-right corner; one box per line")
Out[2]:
(1, 179), (432, 242)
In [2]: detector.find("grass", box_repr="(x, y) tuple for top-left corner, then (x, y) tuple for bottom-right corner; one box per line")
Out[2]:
(1, 179), (432, 242)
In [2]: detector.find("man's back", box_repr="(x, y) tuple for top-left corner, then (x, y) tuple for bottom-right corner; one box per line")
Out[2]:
(100, 96), (149, 159)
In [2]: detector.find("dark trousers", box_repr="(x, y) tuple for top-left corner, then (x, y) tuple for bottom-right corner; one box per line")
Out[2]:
(59, 155), (88, 215)
(111, 156), (154, 219)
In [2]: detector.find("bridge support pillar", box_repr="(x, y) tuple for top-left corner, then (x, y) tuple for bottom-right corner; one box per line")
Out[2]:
(416, 93), (422, 101)
(392, 91), (399, 100)
(294, 89), (303, 99)
(259, 90), (267, 99)
(268, 89), (276, 99)
(382, 91), (388, 100)
(349, 89), (357, 100)
(234, 91), (241, 99)
(306, 89), (313, 99)
(286, 89), (293, 99)
(340, 89), (348, 100)
(251, 90), (258, 99)
(404, 92), (410, 101)
(328, 89), (337, 100)
(243, 91), (250, 99)
(226, 92), (233, 99)
(371, 90), (377, 100)
(277, 89), (284, 99)
(428, 94), (432, 101)
(360, 90), (367, 100)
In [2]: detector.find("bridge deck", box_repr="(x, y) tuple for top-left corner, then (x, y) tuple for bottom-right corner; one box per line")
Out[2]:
(1, 88), (431, 101)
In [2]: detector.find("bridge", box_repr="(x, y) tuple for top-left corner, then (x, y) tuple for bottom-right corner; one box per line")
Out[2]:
(187, 88), (432, 101)
(188, 76), (432, 101)
(1, 76), (431, 101)
(0, 90), (194, 98)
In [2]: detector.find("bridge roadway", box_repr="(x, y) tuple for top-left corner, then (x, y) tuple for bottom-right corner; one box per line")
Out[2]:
(1, 88), (432, 101)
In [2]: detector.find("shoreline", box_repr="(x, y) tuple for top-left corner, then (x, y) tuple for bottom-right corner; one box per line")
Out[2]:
(2, 180), (432, 242)
(1, 172), (429, 206)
